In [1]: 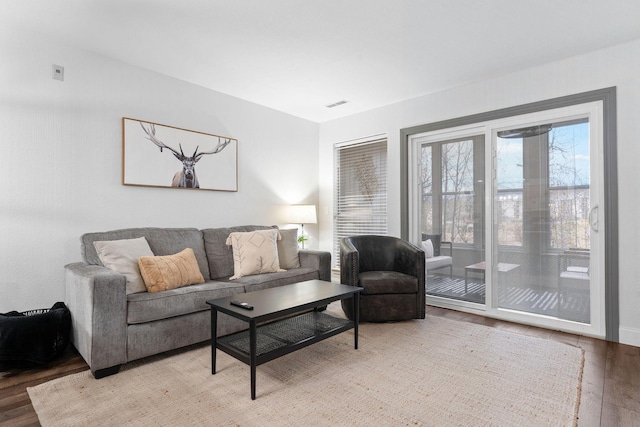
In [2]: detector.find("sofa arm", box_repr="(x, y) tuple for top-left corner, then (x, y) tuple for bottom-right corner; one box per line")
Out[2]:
(298, 250), (332, 282)
(64, 262), (127, 377)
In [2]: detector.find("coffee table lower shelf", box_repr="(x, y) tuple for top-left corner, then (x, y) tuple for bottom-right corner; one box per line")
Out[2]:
(217, 311), (353, 365)
(207, 280), (362, 400)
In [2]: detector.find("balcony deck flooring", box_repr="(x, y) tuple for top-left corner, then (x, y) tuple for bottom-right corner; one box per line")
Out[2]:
(427, 273), (590, 323)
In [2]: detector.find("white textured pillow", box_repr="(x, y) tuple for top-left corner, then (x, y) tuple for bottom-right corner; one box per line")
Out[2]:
(93, 237), (154, 294)
(422, 239), (434, 258)
(225, 229), (285, 279)
(277, 228), (301, 269)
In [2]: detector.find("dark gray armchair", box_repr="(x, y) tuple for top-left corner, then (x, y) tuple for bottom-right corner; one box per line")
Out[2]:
(340, 235), (425, 322)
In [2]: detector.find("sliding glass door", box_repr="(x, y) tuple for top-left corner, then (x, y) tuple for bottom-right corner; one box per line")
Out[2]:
(408, 102), (605, 337)
(417, 133), (486, 305)
(494, 118), (593, 324)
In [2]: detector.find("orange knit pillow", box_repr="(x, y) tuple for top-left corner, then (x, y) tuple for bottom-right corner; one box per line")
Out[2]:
(138, 248), (205, 293)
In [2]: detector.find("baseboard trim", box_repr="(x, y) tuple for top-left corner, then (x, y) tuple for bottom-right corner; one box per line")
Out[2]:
(619, 326), (640, 347)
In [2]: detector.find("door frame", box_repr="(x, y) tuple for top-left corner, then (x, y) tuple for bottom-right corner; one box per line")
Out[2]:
(400, 87), (618, 341)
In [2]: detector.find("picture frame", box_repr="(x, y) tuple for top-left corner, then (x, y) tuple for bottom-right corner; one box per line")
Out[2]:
(122, 117), (238, 192)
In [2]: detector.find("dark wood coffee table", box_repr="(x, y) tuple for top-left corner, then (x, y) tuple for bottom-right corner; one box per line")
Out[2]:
(206, 280), (363, 399)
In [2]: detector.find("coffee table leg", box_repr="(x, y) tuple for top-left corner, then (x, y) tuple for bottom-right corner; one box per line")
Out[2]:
(353, 293), (360, 350)
(250, 320), (257, 400)
(211, 308), (217, 375)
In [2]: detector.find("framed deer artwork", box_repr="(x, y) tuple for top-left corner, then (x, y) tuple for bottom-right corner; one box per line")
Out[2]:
(122, 118), (238, 191)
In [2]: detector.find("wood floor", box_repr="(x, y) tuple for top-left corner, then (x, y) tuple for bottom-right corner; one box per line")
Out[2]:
(1, 307), (639, 426)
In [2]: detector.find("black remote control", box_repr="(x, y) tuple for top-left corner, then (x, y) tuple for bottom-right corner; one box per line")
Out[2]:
(230, 300), (254, 310)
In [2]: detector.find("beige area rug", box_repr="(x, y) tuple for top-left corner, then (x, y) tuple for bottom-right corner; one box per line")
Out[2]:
(28, 307), (583, 427)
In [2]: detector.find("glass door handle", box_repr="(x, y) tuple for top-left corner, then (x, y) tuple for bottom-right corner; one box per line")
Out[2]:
(589, 205), (599, 233)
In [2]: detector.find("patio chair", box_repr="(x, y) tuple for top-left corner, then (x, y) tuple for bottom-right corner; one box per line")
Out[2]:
(422, 233), (453, 277)
(558, 248), (590, 292)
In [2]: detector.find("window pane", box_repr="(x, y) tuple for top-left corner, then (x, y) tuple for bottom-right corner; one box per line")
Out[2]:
(496, 137), (523, 245)
(441, 140), (474, 243)
(548, 120), (590, 250)
(442, 193), (475, 243)
(549, 188), (590, 249)
(497, 190), (523, 246)
(549, 120), (590, 188)
(420, 145), (433, 234)
(419, 134), (485, 305)
(497, 137), (523, 190)
(495, 118), (592, 325)
(442, 140), (474, 193)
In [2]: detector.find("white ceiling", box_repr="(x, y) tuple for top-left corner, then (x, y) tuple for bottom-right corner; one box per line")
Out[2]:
(3, 0), (640, 123)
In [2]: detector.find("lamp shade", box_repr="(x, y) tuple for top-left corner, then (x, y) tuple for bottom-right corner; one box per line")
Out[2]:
(288, 204), (317, 224)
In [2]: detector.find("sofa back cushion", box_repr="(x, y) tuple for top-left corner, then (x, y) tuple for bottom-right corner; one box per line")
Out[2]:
(277, 228), (301, 269)
(81, 228), (211, 280)
(202, 225), (277, 279)
(93, 237), (154, 294)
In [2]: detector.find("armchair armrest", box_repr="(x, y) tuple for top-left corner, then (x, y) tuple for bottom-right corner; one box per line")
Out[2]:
(441, 241), (453, 255)
(298, 250), (332, 282)
(393, 240), (426, 279)
(394, 240), (426, 319)
(339, 239), (359, 287)
(64, 262), (127, 377)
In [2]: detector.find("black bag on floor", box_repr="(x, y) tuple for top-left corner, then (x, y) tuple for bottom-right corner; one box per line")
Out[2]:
(0, 301), (71, 370)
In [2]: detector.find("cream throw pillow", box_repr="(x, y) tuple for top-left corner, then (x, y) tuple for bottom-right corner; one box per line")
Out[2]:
(93, 237), (154, 294)
(277, 228), (301, 269)
(138, 248), (205, 293)
(226, 229), (285, 280)
(422, 239), (434, 258)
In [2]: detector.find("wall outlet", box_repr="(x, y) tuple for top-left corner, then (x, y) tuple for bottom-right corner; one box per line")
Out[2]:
(52, 64), (64, 81)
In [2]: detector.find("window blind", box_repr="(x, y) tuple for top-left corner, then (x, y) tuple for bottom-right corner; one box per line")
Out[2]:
(334, 138), (388, 267)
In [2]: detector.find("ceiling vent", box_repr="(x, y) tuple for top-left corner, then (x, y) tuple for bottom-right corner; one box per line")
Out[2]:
(326, 100), (349, 108)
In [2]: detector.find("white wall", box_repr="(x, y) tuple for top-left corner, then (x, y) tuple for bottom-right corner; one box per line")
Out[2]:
(0, 26), (319, 312)
(319, 38), (640, 346)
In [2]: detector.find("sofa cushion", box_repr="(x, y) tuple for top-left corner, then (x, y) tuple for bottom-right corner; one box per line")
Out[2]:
(93, 237), (154, 294)
(226, 229), (285, 279)
(216, 267), (320, 293)
(560, 271), (590, 282)
(426, 255), (452, 270)
(138, 248), (205, 293)
(202, 225), (276, 279)
(277, 228), (301, 269)
(81, 228), (211, 280)
(358, 271), (419, 295)
(126, 281), (246, 324)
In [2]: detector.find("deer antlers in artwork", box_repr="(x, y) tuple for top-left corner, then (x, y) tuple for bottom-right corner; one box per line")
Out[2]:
(139, 122), (232, 188)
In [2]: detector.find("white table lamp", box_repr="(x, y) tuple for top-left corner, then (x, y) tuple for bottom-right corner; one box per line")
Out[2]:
(288, 205), (317, 249)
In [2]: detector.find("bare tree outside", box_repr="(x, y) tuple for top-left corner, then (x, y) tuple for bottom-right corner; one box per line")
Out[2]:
(420, 120), (588, 250)
(420, 146), (433, 234)
(496, 137), (524, 246)
(548, 121), (590, 250)
(420, 140), (475, 244)
(441, 140), (474, 243)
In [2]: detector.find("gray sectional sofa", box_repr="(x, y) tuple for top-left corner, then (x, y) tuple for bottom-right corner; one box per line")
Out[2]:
(64, 225), (331, 378)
